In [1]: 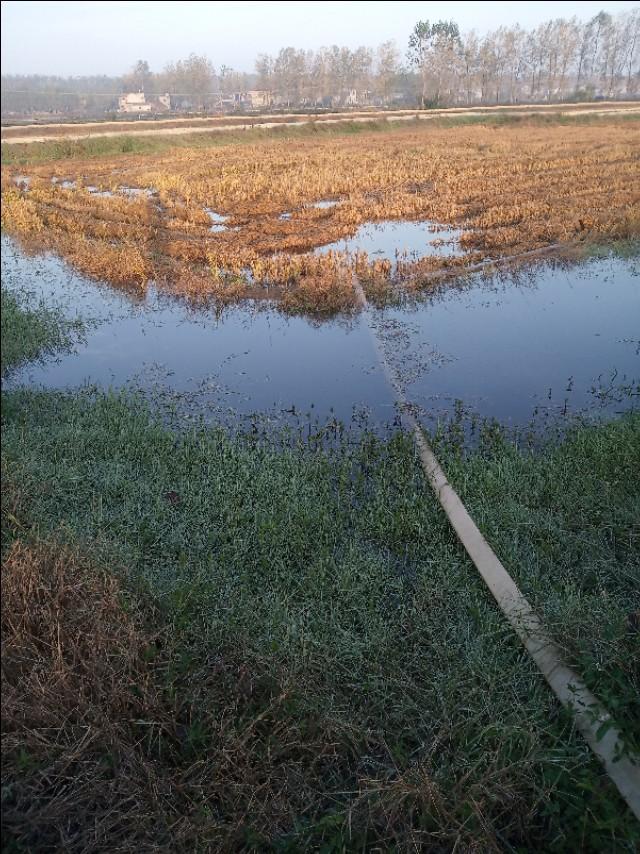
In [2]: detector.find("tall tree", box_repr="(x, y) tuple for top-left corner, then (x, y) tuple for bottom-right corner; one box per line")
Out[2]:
(125, 60), (152, 93)
(621, 8), (640, 93)
(255, 54), (273, 91)
(164, 54), (215, 109)
(375, 41), (401, 102)
(408, 20), (462, 106)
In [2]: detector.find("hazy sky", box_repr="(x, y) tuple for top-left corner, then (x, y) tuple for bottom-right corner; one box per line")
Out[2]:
(2, 1), (638, 77)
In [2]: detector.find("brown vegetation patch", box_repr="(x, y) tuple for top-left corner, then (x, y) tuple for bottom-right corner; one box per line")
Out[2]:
(1, 540), (356, 850)
(2, 119), (639, 315)
(1, 536), (563, 851)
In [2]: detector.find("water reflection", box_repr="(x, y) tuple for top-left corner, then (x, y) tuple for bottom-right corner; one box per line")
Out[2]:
(316, 220), (464, 263)
(205, 209), (229, 232)
(2, 236), (637, 436)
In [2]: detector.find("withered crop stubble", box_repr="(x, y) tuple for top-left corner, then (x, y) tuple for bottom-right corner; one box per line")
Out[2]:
(2, 118), (638, 315)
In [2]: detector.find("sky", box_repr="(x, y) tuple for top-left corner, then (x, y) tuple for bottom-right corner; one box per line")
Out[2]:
(2, 0), (638, 77)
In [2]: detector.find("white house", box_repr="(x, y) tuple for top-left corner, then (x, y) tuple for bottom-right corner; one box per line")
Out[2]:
(118, 92), (151, 113)
(233, 90), (273, 109)
(118, 92), (171, 114)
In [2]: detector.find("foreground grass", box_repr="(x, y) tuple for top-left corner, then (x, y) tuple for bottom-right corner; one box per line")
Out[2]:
(1, 294), (639, 850)
(437, 419), (640, 755)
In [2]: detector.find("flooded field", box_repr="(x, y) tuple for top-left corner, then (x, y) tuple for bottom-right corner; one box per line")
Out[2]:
(3, 235), (637, 434)
(3, 121), (638, 313)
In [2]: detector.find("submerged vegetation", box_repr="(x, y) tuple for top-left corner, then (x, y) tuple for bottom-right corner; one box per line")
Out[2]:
(2, 284), (639, 850)
(0, 288), (82, 374)
(2, 114), (639, 316)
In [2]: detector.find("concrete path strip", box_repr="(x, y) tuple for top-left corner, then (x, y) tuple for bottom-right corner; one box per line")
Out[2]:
(352, 276), (640, 821)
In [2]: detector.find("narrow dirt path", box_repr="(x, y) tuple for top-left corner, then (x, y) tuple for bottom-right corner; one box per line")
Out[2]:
(2, 102), (638, 145)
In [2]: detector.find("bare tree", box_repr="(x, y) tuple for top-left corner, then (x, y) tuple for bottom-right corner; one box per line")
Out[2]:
(621, 8), (640, 93)
(375, 41), (400, 102)
(408, 20), (462, 106)
(460, 31), (481, 104)
(124, 60), (152, 93)
(164, 54), (215, 110)
(255, 54), (273, 92)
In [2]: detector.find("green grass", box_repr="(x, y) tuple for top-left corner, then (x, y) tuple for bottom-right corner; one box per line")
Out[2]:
(1, 118), (408, 165)
(437, 419), (640, 755)
(1, 290), (639, 849)
(3, 110), (638, 166)
(0, 288), (82, 374)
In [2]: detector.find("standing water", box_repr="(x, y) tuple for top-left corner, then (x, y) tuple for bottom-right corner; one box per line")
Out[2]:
(316, 220), (464, 262)
(2, 236), (637, 434)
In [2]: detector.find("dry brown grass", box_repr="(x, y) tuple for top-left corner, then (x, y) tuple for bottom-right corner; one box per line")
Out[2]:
(2, 118), (639, 314)
(1, 538), (359, 851)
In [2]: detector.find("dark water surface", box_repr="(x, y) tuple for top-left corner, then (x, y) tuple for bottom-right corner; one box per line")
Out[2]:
(2, 236), (638, 434)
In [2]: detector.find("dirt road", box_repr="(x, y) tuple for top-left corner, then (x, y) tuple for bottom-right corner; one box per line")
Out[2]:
(2, 102), (638, 145)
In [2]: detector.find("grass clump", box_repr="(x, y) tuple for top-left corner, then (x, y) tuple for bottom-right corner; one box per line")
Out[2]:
(0, 288), (82, 375)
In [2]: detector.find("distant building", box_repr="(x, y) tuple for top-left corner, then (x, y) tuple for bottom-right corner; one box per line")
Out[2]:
(118, 92), (151, 113)
(233, 90), (273, 109)
(344, 90), (374, 107)
(118, 92), (171, 114)
(248, 90), (272, 108)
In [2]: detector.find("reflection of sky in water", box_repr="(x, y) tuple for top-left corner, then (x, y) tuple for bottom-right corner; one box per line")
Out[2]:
(310, 199), (341, 209)
(376, 259), (639, 428)
(205, 208), (229, 232)
(3, 235), (638, 434)
(316, 220), (463, 262)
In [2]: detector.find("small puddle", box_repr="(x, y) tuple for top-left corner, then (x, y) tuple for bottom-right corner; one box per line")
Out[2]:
(205, 209), (229, 232)
(81, 185), (154, 199)
(316, 220), (463, 263)
(86, 186), (114, 197)
(310, 199), (341, 209)
(120, 186), (154, 198)
(50, 178), (77, 189)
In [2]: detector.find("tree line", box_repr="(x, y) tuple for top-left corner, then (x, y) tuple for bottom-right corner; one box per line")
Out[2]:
(2, 8), (638, 118)
(258, 9), (639, 107)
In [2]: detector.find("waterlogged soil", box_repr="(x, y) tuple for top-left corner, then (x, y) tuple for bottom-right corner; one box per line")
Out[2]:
(2, 235), (638, 435)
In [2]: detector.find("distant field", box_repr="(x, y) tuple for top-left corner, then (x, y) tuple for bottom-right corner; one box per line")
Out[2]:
(2, 114), (638, 315)
(1, 100), (638, 144)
